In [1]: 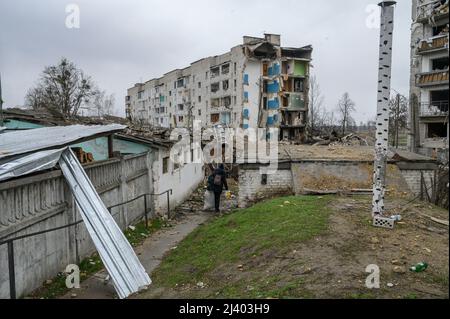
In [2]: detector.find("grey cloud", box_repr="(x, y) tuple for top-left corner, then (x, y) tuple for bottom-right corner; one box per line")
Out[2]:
(0, 0), (412, 121)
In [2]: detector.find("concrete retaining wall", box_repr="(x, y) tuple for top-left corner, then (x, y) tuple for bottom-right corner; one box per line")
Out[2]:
(238, 161), (435, 207)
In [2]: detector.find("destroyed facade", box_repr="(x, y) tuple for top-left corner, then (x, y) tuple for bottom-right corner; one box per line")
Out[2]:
(125, 34), (312, 142)
(409, 0), (449, 160)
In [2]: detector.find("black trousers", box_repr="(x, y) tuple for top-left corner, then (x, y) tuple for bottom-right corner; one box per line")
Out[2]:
(213, 191), (222, 212)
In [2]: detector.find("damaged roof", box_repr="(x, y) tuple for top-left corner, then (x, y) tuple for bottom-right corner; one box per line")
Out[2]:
(0, 124), (126, 161)
(2, 107), (129, 127)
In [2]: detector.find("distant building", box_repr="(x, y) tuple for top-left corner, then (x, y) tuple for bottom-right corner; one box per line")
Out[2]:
(409, 0), (449, 160)
(126, 34), (312, 142)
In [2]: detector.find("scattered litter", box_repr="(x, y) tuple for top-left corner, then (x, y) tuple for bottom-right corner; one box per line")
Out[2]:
(410, 262), (428, 273)
(387, 283), (394, 288)
(128, 225), (136, 231)
(70, 293), (77, 298)
(170, 246), (178, 250)
(196, 282), (205, 288)
(390, 215), (402, 221)
(423, 248), (432, 253)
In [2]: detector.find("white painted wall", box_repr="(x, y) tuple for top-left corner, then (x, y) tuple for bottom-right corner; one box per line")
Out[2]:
(152, 147), (204, 214)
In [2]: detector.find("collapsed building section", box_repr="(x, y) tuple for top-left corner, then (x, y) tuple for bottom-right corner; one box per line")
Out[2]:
(409, 0), (449, 161)
(125, 34), (312, 142)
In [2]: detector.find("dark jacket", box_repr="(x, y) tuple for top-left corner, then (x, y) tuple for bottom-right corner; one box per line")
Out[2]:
(210, 167), (228, 193)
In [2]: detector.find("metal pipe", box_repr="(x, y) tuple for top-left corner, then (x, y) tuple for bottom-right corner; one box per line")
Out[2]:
(372, 1), (396, 216)
(0, 73), (3, 127)
(144, 195), (148, 227)
(8, 241), (16, 299)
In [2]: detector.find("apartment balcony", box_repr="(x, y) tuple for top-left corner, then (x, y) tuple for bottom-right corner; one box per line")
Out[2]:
(416, 0), (449, 23)
(416, 69), (449, 87)
(280, 93), (306, 110)
(417, 34), (449, 54)
(420, 101), (449, 117)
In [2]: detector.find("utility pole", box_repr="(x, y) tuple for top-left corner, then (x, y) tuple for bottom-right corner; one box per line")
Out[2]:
(395, 93), (400, 148)
(372, 1), (396, 217)
(0, 73), (4, 127)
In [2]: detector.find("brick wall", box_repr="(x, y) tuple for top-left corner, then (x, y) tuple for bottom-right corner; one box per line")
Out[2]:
(400, 169), (435, 196)
(238, 169), (293, 207)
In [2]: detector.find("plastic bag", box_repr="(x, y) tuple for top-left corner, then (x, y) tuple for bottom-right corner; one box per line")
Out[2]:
(203, 190), (215, 210)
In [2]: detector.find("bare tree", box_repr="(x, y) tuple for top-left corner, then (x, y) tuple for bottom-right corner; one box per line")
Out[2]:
(309, 75), (324, 134)
(25, 58), (98, 118)
(388, 93), (409, 147)
(25, 86), (46, 110)
(337, 92), (356, 135)
(92, 90), (115, 117)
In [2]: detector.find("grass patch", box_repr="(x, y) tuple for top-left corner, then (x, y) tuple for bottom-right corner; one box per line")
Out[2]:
(149, 196), (332, 297)
(28, 218), (164, 299)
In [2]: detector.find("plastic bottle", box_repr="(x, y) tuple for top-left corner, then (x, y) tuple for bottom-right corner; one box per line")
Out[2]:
(410, 262), (428, 272)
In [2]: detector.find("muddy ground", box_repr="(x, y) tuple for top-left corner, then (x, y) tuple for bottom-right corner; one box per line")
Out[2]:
(139, 195), (449, 299)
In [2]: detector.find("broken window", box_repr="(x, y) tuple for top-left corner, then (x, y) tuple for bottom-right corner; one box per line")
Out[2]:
(233, 96), (237, 105)
(177, 78), (185, 88)
(198, 96), (201, 103)
(234, 62), (237, 74)
(432, 57), (449, 71)
(211, 98), (220, 108)
(223, 80), (229, 91)
(431, 90), (449, 112)
(211, 113), (219, 123)
(137, 91), (143, 99)
(178, 115), (184, 122)
(234, 79), (237, 91)
(263, 63), (268, 76)
(294, 78), (304, 93)
(198, 82), (201, 88)
(211, 66), (220, 78)
(211, 82), (220, 93)
(198, 109), (201, 116)
(178, 104), (184, 111)
(222, 96), (231, 108)
(427, 123), (448, 138)
(432, 24), (448, 36)
(205, 71), (208, 79)
(221, 63), (230, 75)
(261, 174), (267, 185)
(220, 112), (231, 125)
(163, 157), (169, 174)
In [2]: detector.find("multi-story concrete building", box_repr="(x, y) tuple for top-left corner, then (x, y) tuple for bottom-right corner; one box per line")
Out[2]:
(409, 0), (449, 159)
(126, 34), (312, 141)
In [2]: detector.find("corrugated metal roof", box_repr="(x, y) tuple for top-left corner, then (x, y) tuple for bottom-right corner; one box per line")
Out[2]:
(0, 124), (126, 160)
(59, 149), (151, 298)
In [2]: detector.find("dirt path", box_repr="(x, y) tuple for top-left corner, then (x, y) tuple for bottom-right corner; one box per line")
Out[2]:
(61, 211), (210, 299)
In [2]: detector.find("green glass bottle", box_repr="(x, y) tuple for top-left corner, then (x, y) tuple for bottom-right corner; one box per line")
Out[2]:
(410, 262), (428, 272)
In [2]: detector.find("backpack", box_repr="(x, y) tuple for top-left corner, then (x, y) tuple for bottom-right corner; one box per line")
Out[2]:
(213, 174), (222, 186)
(207, 174), (214, 191)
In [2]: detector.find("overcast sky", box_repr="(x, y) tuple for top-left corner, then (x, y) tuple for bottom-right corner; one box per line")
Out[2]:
(0, 0), (412, 123)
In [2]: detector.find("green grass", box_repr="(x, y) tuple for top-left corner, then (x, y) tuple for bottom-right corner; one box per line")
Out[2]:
(29, 218), (165, 299)
(149, 196), (332, 298)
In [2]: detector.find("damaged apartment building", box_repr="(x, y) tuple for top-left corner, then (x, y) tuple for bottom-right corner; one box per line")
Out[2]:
(125, 34), (313, 141)
(410, 0), (449, 160)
